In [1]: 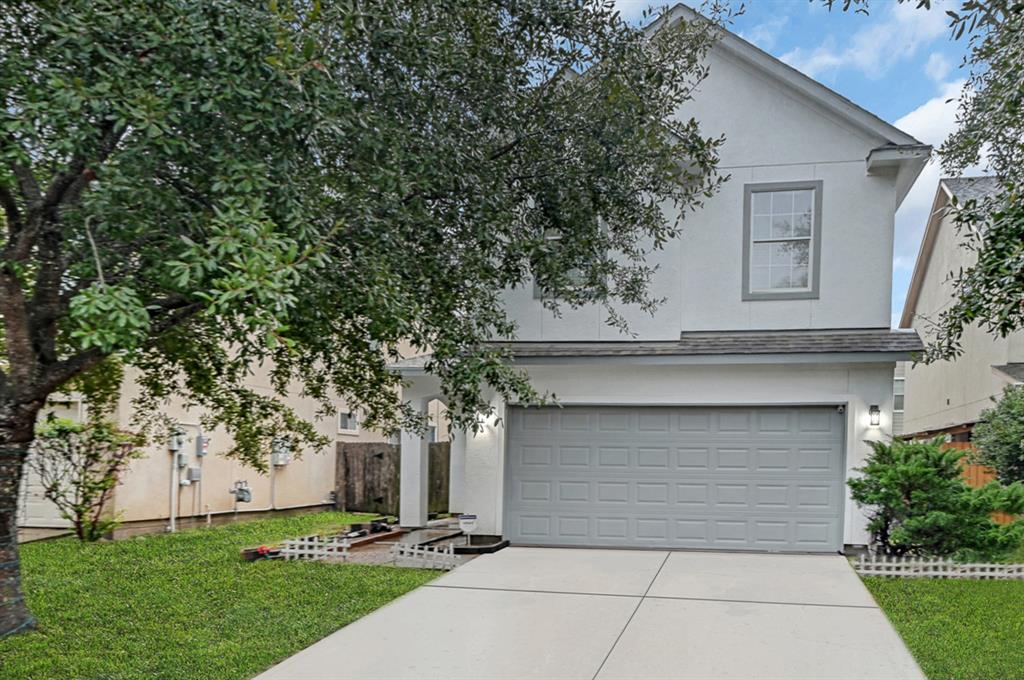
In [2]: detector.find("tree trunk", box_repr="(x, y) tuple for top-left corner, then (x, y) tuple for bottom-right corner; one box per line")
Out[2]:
(0, 403), (39, 638)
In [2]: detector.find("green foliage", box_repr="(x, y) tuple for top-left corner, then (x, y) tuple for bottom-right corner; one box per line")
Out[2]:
(973, 384), (1024, 484)
(0, 512), (437, 678)
(29, 418), (144, 541)
(0, 1), (731, 467)
(864, 577), (1024, 680)
(62, 357), (125, 420)
(824, 1), (1024, 362)
(848, 438), (1024, 559)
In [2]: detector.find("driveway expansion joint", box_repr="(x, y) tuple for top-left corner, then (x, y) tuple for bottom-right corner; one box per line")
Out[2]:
(644, 594), (879, 609)
(423, 584), (640, 599)
(590, 551), (672, 680)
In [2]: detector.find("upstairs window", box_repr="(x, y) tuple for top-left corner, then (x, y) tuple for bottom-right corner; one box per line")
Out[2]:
(338, 411), (359, 434)
(743, 181), (822, 300)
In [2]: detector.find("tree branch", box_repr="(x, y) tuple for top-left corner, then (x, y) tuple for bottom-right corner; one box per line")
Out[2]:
(0, 183), (21, 235)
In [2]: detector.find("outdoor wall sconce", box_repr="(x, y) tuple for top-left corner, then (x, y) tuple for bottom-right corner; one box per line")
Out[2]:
(869, 404), (881, 427)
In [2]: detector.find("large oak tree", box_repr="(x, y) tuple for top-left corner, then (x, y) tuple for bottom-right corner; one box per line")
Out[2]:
(0, 1), (729, 636)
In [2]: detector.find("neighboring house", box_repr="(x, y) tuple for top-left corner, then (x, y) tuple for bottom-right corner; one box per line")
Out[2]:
(899, 176), (1016, 440)
(393, 6), (929, 554)
(18, 362), (448, 532)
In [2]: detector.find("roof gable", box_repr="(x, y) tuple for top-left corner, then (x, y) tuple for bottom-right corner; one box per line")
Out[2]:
(658, 4), (923, 148)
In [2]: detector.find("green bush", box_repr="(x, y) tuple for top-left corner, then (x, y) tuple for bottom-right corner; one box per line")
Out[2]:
(848, 439), (1024, 560)
(30, 418), (144, 541)
(973, 385), (1024, 484)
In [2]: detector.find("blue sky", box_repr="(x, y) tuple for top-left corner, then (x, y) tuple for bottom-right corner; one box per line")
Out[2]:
(615, 0), (972, 327)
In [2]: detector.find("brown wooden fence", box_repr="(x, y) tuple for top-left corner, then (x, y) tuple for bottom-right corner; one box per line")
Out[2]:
(335, 441), (450, 517)
(943, 442), (1015, 525)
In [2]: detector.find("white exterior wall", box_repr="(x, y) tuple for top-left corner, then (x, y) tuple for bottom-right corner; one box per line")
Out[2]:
(502, 49), (896, 341)
(460, 361), (896, 546)
(904, 207), (1024, 434)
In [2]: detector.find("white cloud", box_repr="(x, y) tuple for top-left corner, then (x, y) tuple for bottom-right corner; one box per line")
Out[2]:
(891, 80), (968, 321)
(924, 52), (953, 82)
(739, 16), (789, 50)
(781, 2), (948, 79)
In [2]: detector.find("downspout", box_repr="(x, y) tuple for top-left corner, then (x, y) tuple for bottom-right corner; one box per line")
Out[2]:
(168, 451), (177, 533)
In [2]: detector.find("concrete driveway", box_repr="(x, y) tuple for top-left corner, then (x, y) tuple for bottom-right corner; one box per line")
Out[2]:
(257, 548), (923, 680)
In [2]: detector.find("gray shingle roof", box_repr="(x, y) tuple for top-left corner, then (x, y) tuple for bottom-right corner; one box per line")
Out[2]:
(943, 176), (1001, 202)
(992, 363), (1024, 384)
(490, 328), (923, 357)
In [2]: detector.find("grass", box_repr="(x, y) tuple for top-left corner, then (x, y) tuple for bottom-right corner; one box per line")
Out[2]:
(0, 512), (438, 679)
(864, 577), (1024, 680)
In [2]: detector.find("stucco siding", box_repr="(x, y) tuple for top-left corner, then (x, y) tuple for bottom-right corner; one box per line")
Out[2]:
(459, 362), (896, 546)
(501, 47), (897, 342)
(110, 365), (387, 523)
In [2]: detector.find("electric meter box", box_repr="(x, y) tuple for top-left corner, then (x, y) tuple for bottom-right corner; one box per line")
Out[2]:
(186, 466), (202, 482)
(175, 451), (189, 468)
(195, 435), (210, 457)
(271, 451), (291, 467)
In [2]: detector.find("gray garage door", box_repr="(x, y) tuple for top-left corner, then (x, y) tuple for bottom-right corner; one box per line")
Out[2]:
(504, 405), (845, 552)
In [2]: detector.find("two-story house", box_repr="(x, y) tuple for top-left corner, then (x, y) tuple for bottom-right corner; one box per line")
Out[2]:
(393, 6), (928, 553)
(899, 176), (1015, 440)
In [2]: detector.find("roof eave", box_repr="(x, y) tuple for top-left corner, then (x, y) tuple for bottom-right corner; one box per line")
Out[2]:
(866, 145), (933, 209)
(899, 181), (954, 328)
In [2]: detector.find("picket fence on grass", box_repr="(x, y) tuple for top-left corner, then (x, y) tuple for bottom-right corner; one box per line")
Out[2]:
(390, 542), (458, 571)
(279, 535), (351, 562)
(855, 554), (1024, 580)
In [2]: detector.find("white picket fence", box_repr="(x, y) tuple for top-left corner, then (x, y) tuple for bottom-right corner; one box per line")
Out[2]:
(390, 542), (458, 571)
(855, 554), (1024, 580)
(279, 535), (351, 563)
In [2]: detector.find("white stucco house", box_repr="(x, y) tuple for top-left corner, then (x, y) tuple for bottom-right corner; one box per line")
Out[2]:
(394, 6), (929, 553)
(899, 176), (1015, 440)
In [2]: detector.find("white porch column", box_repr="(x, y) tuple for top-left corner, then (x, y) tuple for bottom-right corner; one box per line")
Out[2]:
(399, 397), (430, 528)
(448, 429), (467, 514)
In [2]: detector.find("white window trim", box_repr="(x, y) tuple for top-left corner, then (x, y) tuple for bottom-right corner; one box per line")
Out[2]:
(893, 377), (906, 414)
(742, 180), (823, 301)
(338, 410), (360, 435)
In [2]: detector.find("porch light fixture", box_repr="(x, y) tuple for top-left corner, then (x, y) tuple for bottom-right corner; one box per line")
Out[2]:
(868, 405), (881, 427)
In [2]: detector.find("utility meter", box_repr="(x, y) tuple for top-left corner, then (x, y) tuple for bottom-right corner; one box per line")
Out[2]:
(271, 437), (291, 467)
(231, 480), (252, 503)
(167, 431), (185, 452)
(195, 435), (210, 457)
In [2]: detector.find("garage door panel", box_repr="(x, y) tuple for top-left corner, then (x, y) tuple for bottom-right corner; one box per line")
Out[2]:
(508, 478), (843, 515)
(506, 512), (842, 549)
(509, 443), (841, 476)
(505, 406), (844, 552)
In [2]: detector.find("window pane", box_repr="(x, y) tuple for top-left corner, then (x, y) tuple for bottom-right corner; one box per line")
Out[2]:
(747, 186), (817, 295)
(750, 265), (770, 290)
(752, 215), (772, 240)
(894, 395), (905, 410)
(751, 242), (770, 265)
(793, 211), (812, 237)
(772, 191), (794, 215)
(793, 190), (813, 214)
(769, 241), (809, 267)
(771, 215), (793, 238)
(893, 378), (905, 396)
(752, 192), (772, 215)
(771, 267), (793, 288)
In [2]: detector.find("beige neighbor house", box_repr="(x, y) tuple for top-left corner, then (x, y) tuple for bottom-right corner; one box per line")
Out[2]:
(18, 360), (449, 533)
(899, 176), (1018, 440)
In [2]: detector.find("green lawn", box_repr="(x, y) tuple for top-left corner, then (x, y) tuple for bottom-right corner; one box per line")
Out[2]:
(0, 512), (438, 679)
(864, 577), (1024, 680)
